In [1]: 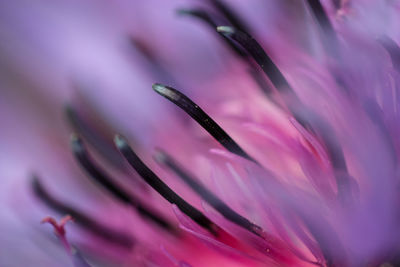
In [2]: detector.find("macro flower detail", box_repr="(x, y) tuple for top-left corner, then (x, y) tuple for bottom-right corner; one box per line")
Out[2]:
(1, 0), (400, 266)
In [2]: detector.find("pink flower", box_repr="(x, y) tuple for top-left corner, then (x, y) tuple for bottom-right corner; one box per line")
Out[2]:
(1, 0), (400, 266)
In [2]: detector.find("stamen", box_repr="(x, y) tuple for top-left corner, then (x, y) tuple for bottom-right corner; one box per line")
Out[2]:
(71, 134), (130, 203)
(305, 0), (338, 55)
(70, 134), (174, 231)
(114, 135), (217, 235)
(294, 114), (349, 201)
(208, 0), (251, 34)
(217, 26), (292, 93)
(177, 8), (248, 59)
(248, 68), (274, 96)
(154, 149), (264, 237)
(300, 214), (345, 267)
(130, 38), (159, 65)
(177, 8), (218, 28)
(300, 114), (348, 174)
(378, 36), (400, 71)
(130, 38), (179, 87)
(152, 83), (254, 162)
(306, 0), (335, 34)
(65, 105), (123, 169)
(32, 176), (134, 248)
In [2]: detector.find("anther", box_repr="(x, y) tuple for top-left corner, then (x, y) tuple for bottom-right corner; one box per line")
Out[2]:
(154, 149), (264, 237)
(152, 83), (254, 162)
(306, 0), (335, 34)
(208, 0), (251, 34)
(114, 135), (218, 235)
(217, 26), (292, 93)
(177, 8), (248, 59)
(378, 36), (400, 71)
(305, 0), (338, 54)
(65, 105), (123, 169)
(71, 134), (174, 231)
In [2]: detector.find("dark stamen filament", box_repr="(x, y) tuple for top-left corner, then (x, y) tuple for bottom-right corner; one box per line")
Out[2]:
(177, 8), (248, 59)
(32, 176), (134, 248)
(130, 38), (178, 87)
(306, 0), (335, 34)
(378, 36), (400, 71)
(248, 68), (274, 96)
(178, 9), (273, 96)
(114, 135), (217, 235)
(65, 105), (123, 169)
(70, 134), (174, 231)
(306, 0), (338, 55)
(217, 26), (292, 94)
(154, 149), (263, 237)
(178, 8), (218, 28)
(130, 38), (159, 65)
(152, 83), (254, 162)
(209, 0), (251, 34)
